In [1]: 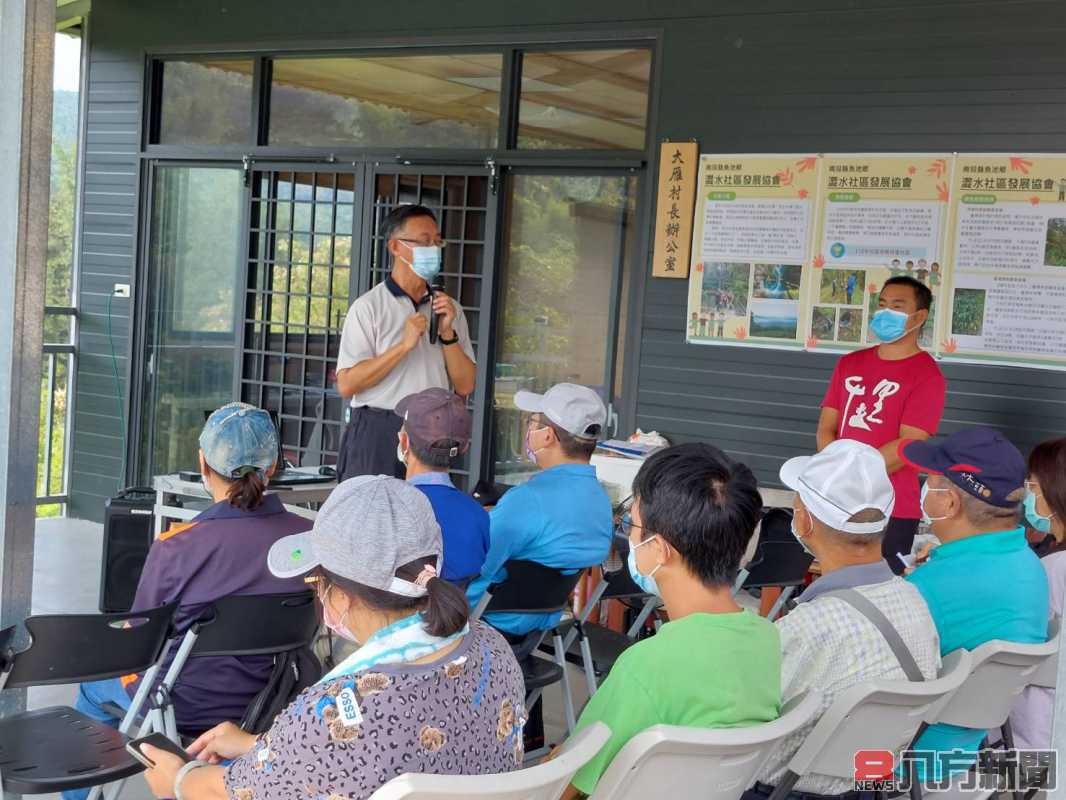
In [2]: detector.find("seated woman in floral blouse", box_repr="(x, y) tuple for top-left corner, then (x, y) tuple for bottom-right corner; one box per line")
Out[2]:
(142, 475), (527, 800)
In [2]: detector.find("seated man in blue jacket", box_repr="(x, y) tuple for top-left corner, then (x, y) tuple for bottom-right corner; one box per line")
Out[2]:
(396, 388), (490, 584)
(903, 427), (1049, 781)
(468, 383), (614, 637)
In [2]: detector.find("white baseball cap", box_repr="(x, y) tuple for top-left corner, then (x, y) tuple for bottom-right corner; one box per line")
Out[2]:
(779, 440), (895, 534)
(514, 383), (606, 440)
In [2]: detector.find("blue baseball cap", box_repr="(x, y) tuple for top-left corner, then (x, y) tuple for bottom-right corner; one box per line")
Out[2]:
(199, 402), (278, 479)
(899, 428), (1026, 509)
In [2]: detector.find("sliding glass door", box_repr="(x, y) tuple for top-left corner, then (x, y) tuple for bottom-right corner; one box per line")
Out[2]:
(491, 172), (640, 486)
(136, 165), (245, 482)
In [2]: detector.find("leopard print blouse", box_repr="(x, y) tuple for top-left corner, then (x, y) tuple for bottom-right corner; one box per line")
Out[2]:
(224, 622), (527, 800)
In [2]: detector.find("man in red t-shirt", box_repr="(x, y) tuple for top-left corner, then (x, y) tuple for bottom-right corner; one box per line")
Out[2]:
(818, 276), (946, 573)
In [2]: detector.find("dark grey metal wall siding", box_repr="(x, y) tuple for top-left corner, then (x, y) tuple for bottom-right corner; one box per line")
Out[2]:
(633, 0), (1066, 488)
(68, 0), (1066, 518)
(68, 28), (141, 520)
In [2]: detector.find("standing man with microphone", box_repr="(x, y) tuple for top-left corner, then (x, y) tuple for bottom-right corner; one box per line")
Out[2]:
(335, 204), (476, 481)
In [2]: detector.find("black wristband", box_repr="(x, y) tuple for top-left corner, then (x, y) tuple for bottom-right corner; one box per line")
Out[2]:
(438, 331), (460, 346)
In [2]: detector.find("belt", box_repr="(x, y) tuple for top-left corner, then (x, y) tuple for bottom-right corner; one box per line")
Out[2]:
(349, 405), (395, 417)
(752, 781), (864, 800)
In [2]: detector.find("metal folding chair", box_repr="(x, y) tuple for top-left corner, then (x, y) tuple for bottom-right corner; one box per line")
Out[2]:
(474, 559), (594, 759)
(0, 602), (177, 795)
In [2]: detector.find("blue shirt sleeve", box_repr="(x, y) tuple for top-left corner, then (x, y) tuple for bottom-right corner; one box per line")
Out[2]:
(467, 484), (542, 605)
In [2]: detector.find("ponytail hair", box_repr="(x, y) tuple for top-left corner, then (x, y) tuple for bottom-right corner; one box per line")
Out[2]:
(224, 468), (267, 511)
(405, 562), (469, 637)
(321, 556), (470, 638)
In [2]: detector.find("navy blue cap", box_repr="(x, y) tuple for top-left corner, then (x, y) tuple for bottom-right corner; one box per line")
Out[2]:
(899, 428), (1026, 509)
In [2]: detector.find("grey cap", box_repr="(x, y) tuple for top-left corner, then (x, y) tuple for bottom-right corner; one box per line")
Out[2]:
(268, 475), (442, 597)
(514, 383), (606, 440)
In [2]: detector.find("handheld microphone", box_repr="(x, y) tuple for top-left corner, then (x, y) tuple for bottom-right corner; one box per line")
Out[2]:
(429, 282), (445, 345)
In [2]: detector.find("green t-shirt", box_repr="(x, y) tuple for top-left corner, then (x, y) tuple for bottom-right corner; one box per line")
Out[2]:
(571, 610), (781, 794)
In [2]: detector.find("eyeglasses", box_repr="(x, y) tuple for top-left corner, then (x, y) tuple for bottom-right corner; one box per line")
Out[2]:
(396, 237), (447, 248)
(616, 513), (648, 538)
(304, 574), (330, 602)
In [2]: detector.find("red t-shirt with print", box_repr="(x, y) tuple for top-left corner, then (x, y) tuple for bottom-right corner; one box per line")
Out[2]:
(822, 346), (946, 519)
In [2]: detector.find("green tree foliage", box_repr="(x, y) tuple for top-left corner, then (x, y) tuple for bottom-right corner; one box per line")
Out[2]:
(38, 137), (78, 517)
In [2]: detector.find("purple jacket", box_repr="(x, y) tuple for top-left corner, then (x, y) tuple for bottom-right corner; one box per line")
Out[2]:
(127, 494), (310, 733)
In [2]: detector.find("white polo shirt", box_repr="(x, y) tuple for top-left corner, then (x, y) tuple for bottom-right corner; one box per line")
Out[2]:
(336, 277), (475, 410)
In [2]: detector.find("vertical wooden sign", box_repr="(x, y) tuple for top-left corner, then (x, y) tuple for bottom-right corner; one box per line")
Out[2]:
(652, 141), (698, 278)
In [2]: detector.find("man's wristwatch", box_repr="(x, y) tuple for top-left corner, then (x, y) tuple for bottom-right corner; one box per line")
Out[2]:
(438, 331), (459, 346)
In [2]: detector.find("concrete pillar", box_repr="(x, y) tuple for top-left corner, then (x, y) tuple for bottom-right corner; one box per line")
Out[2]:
(0, 0), (54, 715)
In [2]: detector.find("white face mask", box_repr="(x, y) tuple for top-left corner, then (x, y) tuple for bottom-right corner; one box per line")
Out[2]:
(790, 509), (815, 556)
(920, 483), (950, 524)
(321, 586), (360, 645)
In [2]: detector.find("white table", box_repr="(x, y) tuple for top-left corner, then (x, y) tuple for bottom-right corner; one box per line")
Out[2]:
(591, 452), (796, 509)
(152, 469), (336, 536)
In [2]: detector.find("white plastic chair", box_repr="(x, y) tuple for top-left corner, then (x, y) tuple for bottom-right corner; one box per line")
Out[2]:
(368, 721), (611, 799)
(926, 618), (1061, 744)
(767, 649), (974, 800)
(921, 619), (1060, 800)
(587, 690), (823, 800)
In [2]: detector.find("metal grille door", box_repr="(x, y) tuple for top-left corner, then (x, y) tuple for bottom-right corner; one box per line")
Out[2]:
(241, 169), (357, 467)
(364, 168), (497, 488)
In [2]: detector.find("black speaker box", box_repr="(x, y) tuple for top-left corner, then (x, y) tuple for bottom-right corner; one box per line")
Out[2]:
(100, 487), (156, 613)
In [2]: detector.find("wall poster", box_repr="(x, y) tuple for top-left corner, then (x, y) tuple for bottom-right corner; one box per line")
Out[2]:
(941, 153), (1066, 369)
(805, 154), (953, 352)
(685, 154), (819, 348)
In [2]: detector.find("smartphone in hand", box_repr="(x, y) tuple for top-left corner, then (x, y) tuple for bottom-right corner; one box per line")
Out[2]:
(126, 732), (192, 769)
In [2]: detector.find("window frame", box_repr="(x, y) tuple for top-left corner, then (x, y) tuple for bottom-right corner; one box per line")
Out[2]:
(125, 29), (661, 486)
(142, 34), (658, 163)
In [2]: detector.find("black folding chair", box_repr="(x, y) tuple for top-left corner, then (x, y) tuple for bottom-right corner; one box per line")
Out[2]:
(141, 591), (321, 742)
(732, 507), (814, 620)
(542, 533), (661, 697)
(473, 559), (592, 759)
(0, 602), (177, 795)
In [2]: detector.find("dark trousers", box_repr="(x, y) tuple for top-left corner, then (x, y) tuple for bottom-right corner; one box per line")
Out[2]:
(883, 516), (920, 575)
(337, 406), (405, 482)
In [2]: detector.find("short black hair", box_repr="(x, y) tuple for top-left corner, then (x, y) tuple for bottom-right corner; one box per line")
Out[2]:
(632, 442), (762, 588)
(545, 420), (598, 460)
(380, 204), (438, 241)
(408, 437), (458, 470)
(882, 276), (933, 312)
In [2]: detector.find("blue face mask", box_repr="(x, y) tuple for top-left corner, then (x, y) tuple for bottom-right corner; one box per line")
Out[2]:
(627, 536), (661, 597)
(1025, 490), (1055, 534)
(869, 308), (915, 343)
(406, 246), (442, 284)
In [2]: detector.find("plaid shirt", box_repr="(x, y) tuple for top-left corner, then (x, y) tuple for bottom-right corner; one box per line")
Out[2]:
(757, 564), (941, 795)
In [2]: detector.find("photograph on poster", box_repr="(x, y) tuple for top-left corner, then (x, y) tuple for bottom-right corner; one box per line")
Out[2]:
(812, 306), (835, 339)
(952, 288), (987, 336)
(701, 262), (751, 317)
(820, 269), (864, 305)
(1047, 218), (1066, 267)
(753, 264), (801, 300)
(838, 309), (863, 342)
(749, 300), (799, 339)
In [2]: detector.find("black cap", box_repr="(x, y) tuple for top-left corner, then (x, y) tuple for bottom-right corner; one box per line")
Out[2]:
(900, 428), (1026, 509)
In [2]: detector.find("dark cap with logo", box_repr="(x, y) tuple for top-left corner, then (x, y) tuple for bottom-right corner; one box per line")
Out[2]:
(899, 427), (1026, 509)
(394, 388), (471, 459)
